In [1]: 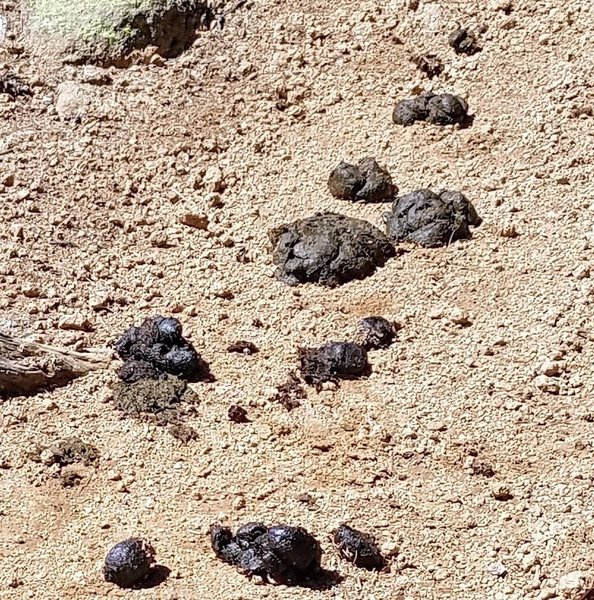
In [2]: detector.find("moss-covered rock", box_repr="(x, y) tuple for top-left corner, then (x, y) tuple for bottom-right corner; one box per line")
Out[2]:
(29, 0), (212, 65)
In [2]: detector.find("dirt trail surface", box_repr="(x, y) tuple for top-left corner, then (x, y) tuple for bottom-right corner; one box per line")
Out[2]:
(1, 0), (594, 598)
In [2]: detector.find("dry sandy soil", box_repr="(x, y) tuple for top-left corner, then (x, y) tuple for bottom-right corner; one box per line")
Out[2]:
(1, 0), (594, 598)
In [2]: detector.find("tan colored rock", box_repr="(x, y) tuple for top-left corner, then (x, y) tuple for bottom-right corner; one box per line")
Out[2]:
(557, 571), (594, 599)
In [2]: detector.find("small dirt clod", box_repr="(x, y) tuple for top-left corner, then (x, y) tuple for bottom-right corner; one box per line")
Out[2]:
(357, 317), (397, 350)
(384, 189), (482, 247)
(299, 342), (370, 387)
(272, 372), (307, 411)
(333, 524), (386, 570)
(228, 404), (250, 423)
(393, 92), (471, 126)
(449, 28), (481, 55)
(112, 374), (195, 424)
(60, 469), (83, 488)
(0, 72), (32, 98)
(328, 157), (396, 203)
(168, 423), (198, 443)
(471, 459), (496, 478)
(44, 437), (99, 467)
(227, 341), (259, 355)
(269, 213), (396, 287)
(103, 537), (156, 589)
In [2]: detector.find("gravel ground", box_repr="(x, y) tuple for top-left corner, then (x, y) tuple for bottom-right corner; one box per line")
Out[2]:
(1, 0), (594, 599)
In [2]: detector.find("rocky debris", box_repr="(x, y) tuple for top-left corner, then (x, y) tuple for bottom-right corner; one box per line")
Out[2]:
(269, 213), (396, 287)
(58, 312), (94, 331)
(299, 342), (370, 387)
(60, 469), (84, 488)
(114, 315), (210, 383)
(104, 537), (156, 588)
(272, 372), (307, 411)
(393, 92), (470, 127)
(468, 458), (495, 477)
(446, 306), (472, 326)
(539, 359), (566, 377)
(228, 404), (250, 423)
(328, 158), (396, 203)
(491, 482), (513, 501)
(412, 54), (444, 79)
(112, 375), (196, 424)
(0, 71), (32, 98)
(333, 525), (385, 570)
(55, 81), (92, 121)
(180, 212), (209, 230)
(357, 317), (397, 350)
(168, 423), (198, 443)
(149, 231), (170, 248)
(203, 165), (226, 193)
(449, 28), (481, 55)
(533, 374), (560, 395)
(41, 437), (99, 467)
(77, 65), (113, 85)
(556, 570), (594, 599)
(29, 0), (213, 66)
(486, 562), (507, 578)
(496, 221), (519, 238)
(227, 341), (259, 355)
(210, 522), (322, 585)
(384, 189), (482, 247)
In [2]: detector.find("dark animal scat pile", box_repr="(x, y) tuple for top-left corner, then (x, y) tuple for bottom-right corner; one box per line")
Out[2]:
(384, 189), (482, 247)
(104, 537), (156, 588)
(393, 92), (470, 126)
(333, 525), (386, 570)
(114, 315), (210, 383)
(328, 157), (396, 203)
(269, 213), (396, 287)
(449, 28), (481, 55)
(210, 522), (322, 585)
(357, 317), (397, 350)
(299, 342), (370, 387)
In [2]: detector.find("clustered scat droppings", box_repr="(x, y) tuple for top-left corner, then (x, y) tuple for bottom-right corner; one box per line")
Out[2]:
(393, 92), (471, 127)
(114, 315), (211, 383)
(210, 523), (323, 586)
(384, 189), (482, 247)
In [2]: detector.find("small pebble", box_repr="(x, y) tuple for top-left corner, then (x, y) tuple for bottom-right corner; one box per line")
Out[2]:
(487, 562), (508, 577)
(228, 405), (250, 423)
(180, 212), (209, 230)
(491, 483), (513, 501)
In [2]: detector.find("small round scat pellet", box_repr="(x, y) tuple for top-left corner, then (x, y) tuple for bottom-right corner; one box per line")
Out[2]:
(103, 537), (155, 588)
